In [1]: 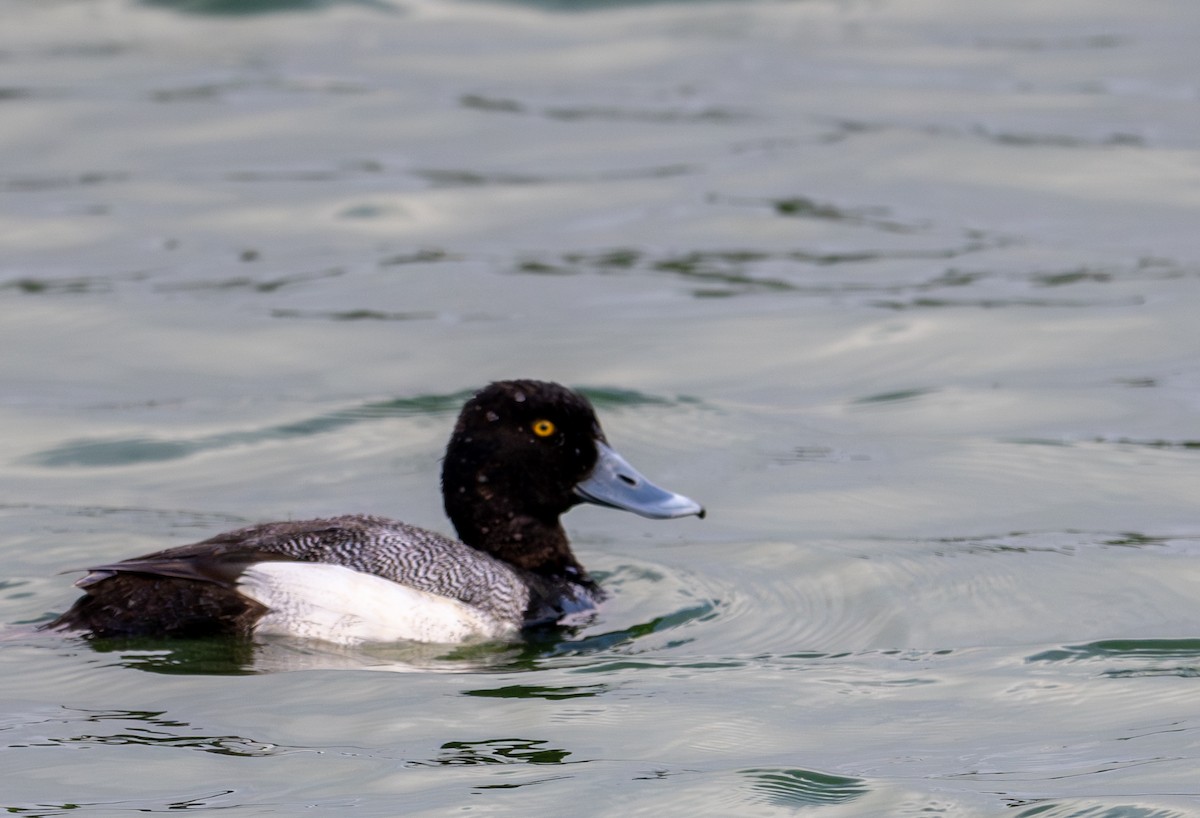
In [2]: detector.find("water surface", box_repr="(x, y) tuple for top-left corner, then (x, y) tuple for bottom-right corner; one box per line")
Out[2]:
(3, 0), (1200, 815)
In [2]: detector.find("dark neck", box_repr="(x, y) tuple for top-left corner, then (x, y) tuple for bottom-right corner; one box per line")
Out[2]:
(452, 511), (588, 579)
(441, 430), (591, 582)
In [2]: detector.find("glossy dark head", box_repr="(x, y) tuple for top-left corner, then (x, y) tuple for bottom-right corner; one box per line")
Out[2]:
(443, 380), (603, 523)
(441, 380), (703, 570)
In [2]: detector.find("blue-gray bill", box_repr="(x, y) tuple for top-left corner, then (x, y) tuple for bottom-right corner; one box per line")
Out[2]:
(574, 442), (706, 520)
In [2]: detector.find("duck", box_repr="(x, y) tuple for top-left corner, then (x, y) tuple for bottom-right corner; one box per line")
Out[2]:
(44, 380), (704, 645)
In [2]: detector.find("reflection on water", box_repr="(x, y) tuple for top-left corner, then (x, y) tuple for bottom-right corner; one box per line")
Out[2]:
(462, 683), (609, 700)
(427, 738), (574, 766)
(77, 635), (259, 675)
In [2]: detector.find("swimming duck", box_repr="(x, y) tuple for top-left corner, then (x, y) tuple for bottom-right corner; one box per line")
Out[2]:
(45, 380), (704, 644)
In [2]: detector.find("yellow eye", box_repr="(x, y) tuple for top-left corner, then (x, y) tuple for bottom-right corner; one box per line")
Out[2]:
(531, 419), (556, 437)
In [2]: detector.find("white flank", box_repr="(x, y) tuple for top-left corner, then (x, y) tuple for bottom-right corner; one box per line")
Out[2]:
(238, 563), (517, 646)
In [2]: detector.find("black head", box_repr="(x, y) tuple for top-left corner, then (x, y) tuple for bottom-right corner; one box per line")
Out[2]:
(443, 380), (602, 529)
(441, 380), (703, 574)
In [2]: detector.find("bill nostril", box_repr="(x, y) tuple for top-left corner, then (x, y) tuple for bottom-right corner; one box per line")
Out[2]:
(618, 474), (638, 486)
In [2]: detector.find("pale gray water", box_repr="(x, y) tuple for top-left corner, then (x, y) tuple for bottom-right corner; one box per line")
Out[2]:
(3, 0), (1200, 815)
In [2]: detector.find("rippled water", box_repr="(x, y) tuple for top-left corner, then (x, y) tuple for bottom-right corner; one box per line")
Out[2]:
(3, 0), (1200, 815)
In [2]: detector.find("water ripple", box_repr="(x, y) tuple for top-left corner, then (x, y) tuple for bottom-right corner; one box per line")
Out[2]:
(739, 767), (869, 808)
(1, 789), (239, 816)
(27, 387), (697, 468)
(0, 705), (277, 757)
(1013, 800), (1197, 818)
(515, 559), (729, 667)
(1028, 640), (1200, 679)
(460, 92), (749, 123)
(25, 393), (472, 467)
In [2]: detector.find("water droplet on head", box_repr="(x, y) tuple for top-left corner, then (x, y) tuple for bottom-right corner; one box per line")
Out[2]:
(486, 411), (499, 422)
(514, 391), (526, 402)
